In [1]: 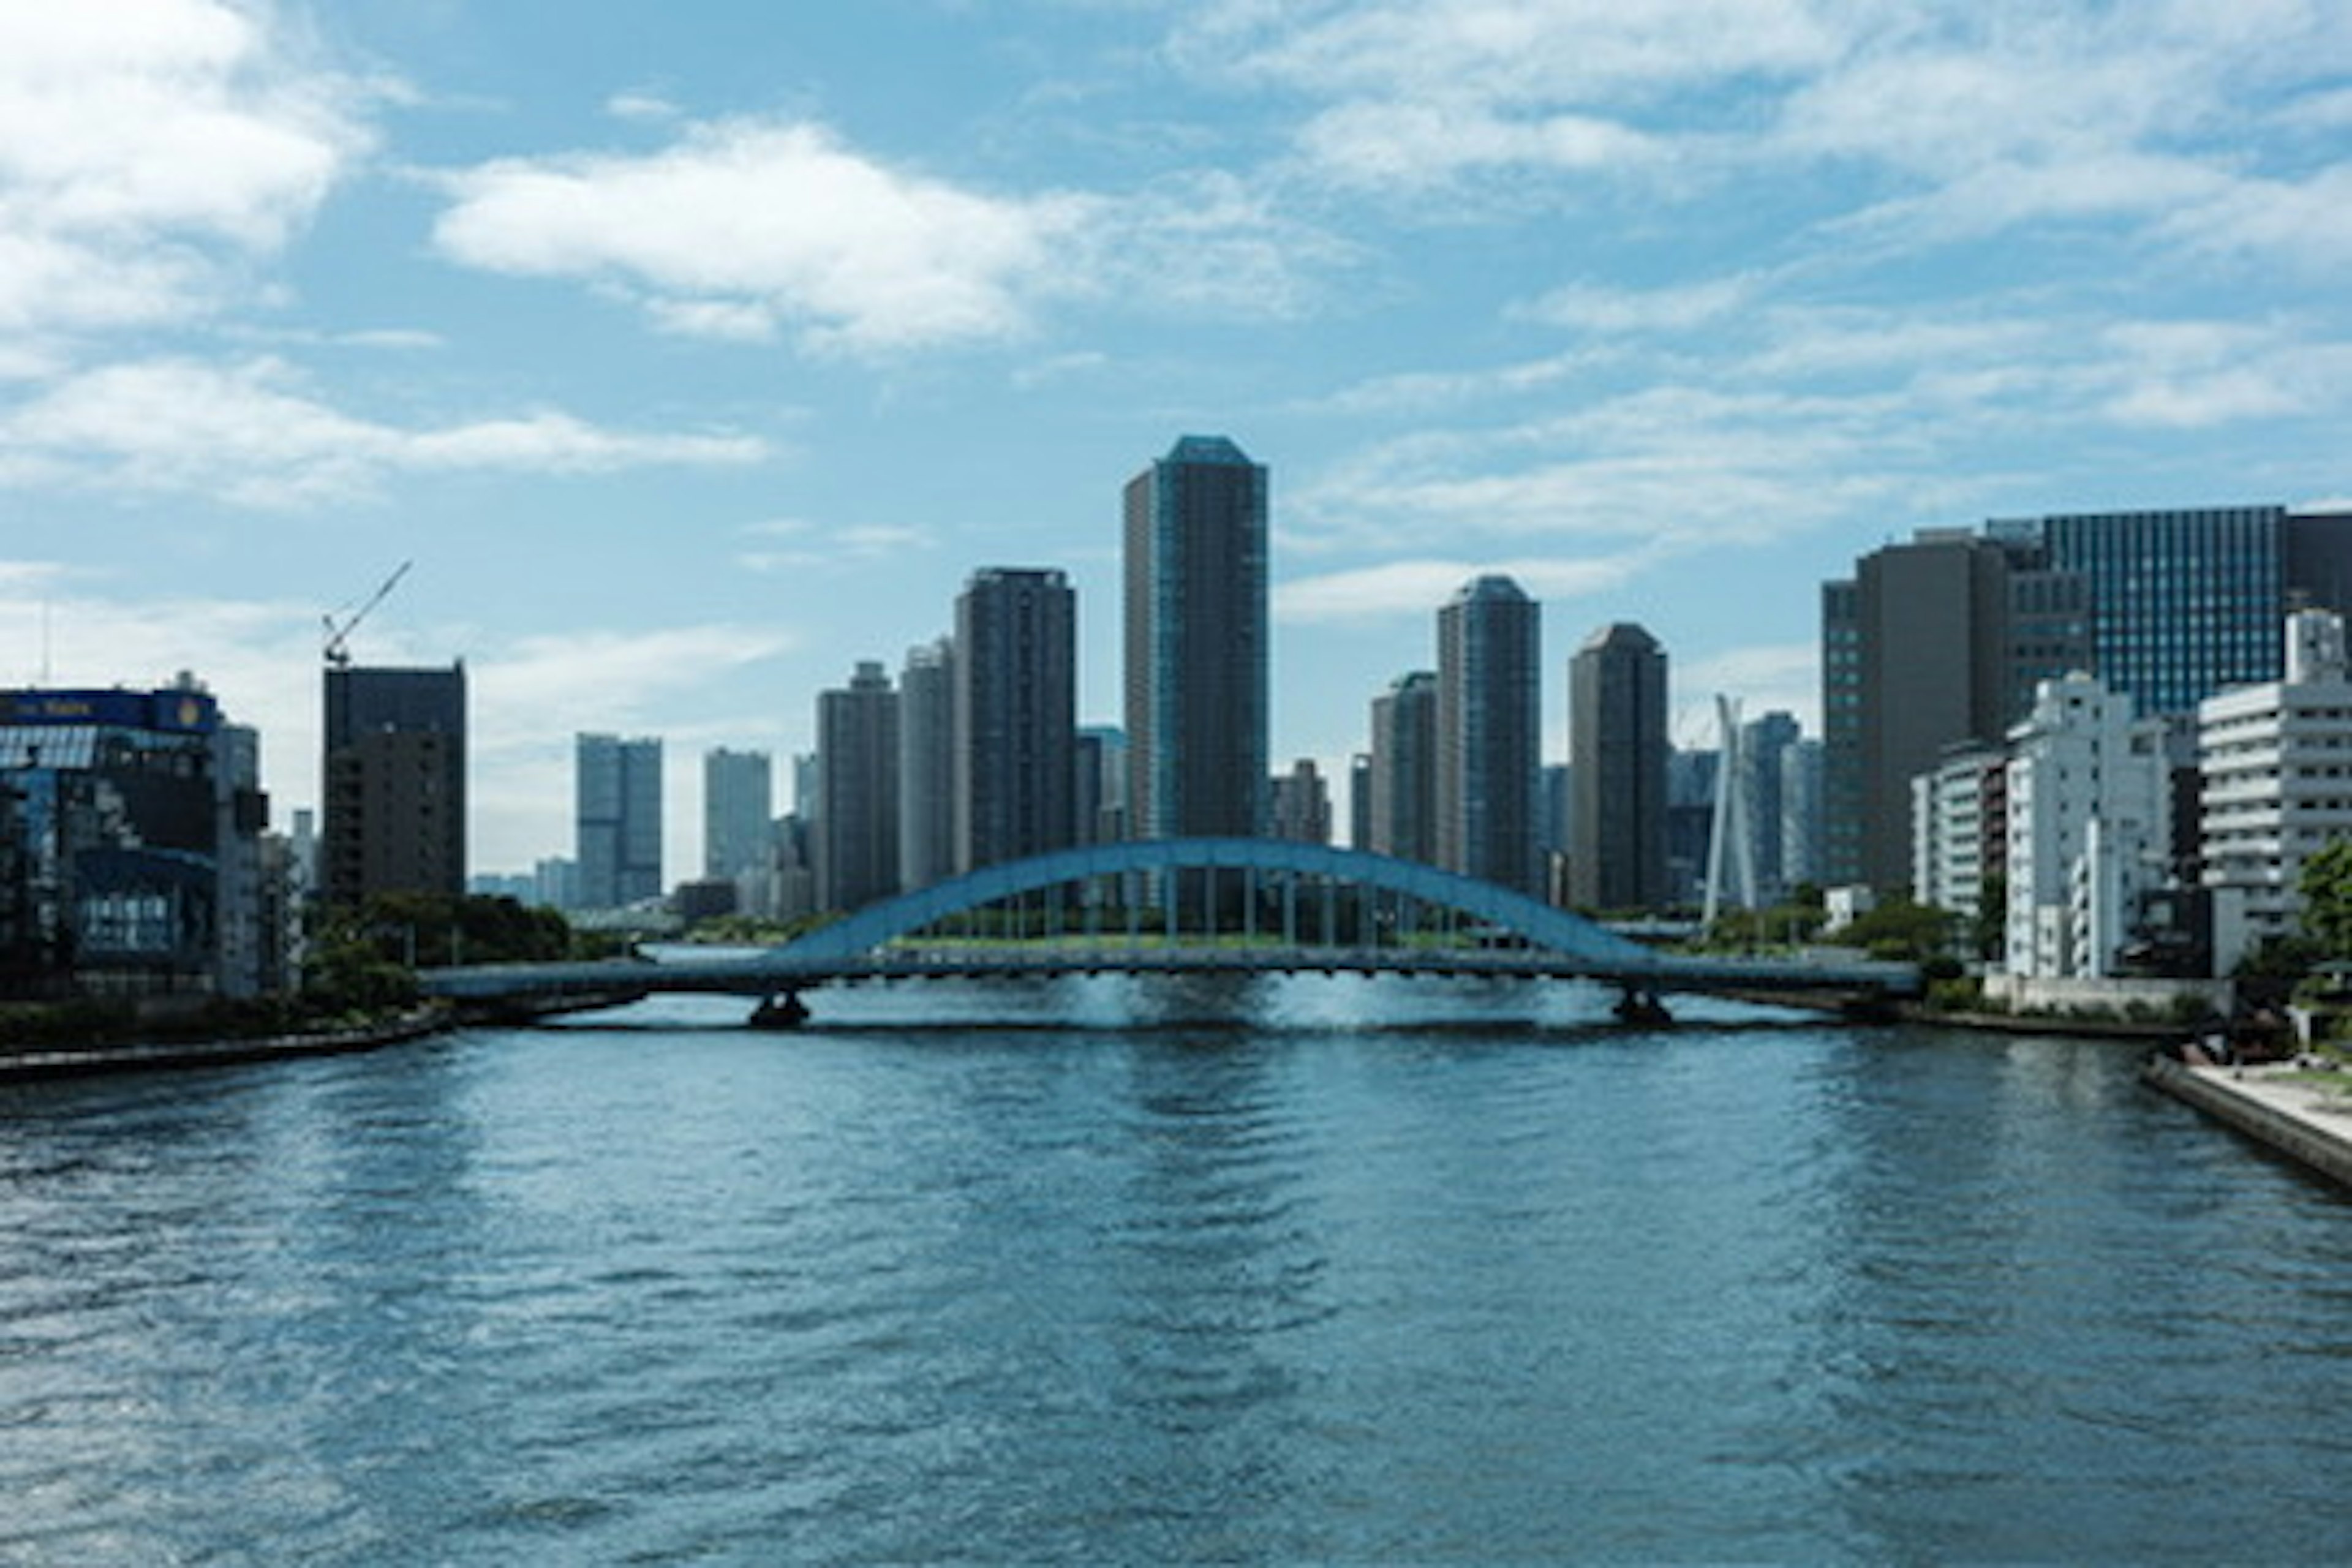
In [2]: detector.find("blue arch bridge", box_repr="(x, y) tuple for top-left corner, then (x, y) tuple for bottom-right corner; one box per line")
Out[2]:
(422, 838), (1921, 1027)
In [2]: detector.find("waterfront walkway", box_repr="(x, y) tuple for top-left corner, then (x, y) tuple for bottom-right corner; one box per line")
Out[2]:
(2144, 1056), (2352, 1189)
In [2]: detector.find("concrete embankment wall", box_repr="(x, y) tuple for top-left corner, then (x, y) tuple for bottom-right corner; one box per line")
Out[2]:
(0, 1008), (446, 1083)
(2143, 1057), (2352, 1190)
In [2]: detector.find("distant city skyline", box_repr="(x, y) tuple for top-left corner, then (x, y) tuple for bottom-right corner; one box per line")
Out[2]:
(4, 3), (2349, 876)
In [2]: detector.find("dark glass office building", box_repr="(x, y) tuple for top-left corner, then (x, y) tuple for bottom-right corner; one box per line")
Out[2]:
(322, 663), (466, 909)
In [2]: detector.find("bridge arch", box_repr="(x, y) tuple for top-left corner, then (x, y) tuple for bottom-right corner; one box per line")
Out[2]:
(777, 837), (1664, 973)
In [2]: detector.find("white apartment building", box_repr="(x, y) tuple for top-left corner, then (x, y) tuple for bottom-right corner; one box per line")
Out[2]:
(2199, 610), (2352, 971)
(1912, 744), (2005, 918)
(2004, 672), (2169, 979)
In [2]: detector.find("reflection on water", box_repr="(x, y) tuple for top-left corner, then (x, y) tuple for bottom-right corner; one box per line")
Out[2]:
(3, 978), (2350, 1562)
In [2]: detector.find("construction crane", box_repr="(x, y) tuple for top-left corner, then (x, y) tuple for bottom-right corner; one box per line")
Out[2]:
(322, 560), (413, 668)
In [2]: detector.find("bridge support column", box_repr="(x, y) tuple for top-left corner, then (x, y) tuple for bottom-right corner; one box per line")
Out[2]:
(1615, 987), (1672, 1026)
(750, 990), (810, 1030)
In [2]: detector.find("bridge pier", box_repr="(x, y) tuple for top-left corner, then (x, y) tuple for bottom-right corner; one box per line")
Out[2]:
(750, 990), (810, 1030)
(1615, 987), (1672, 1026)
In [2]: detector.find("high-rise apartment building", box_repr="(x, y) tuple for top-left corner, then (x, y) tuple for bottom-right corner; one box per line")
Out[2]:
(897, 638), (957, 892)
(1368, 670), (1438, 864)
(703, 747), (772, 883)
(1569, 622), (1669, 911)
(815, 660), (899, 914)
(1436, 578), (1541, 895)
(575, 733), (663, 910)
(322, 663), (467, 909)
(1270, 759), (1333, 845)
(957, 568), (1077, 873)
(1123, 435), (1268, 842)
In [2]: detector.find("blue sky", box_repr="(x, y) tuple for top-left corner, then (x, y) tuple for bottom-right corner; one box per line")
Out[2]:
(5, 0), (2350, 875)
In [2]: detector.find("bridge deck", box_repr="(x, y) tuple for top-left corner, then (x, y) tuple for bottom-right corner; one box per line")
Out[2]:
(422, 944), (1920, 1004)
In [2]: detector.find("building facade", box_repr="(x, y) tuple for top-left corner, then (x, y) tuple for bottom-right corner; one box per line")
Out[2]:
(1910, 744), (2008, 920)
(957, 568), (1077, 873)
(1368, 670), (1438, 864)
(1270, 759), (1333, 844)
(2003, 672), (2169, 979)
(1436, 576), (1542, 896)
(575, 733), (663, 910)
(0, 680), (271, 997)
(1123, 435), (1268, 843)
(815, 661), (900, 915)
(703, 747), (773, 884)
(897, 638), (957, 893)
(1569, 622), (1669, 911)
(2199, 609), (2352, 971)
(321, 663), (467, 910)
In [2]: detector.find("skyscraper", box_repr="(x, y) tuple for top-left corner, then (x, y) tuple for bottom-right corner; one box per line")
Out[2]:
(1820, 530), (2059, 891)
(1123, 435), (1268, 843)
(897, 638), (957, 892)
(322, 663), (467, 909)
(1368, 670), (1438, 864)
(1270, 758), (1333, 844)
(815, 660), (899, 914)
(1437, 576), (1541, 895)
(1569, 622), (1669, 911)
(703, 747), (772, 883)
(957, 568), (1077, 873)
(575, 733), (662, 909)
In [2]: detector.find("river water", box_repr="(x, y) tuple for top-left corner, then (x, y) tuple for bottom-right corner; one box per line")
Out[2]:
(4, 975), (2350, 1563)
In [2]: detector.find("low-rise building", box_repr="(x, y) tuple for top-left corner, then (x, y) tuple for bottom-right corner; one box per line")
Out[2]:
(2199, 610), (2352, 971)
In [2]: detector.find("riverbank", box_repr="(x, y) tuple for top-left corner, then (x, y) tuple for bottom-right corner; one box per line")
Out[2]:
(0, 1005), (451, 1084)
(2141, 1055), (2352, 1191)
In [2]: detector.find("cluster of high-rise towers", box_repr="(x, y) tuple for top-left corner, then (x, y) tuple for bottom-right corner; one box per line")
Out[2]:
(10, 447), (2346, 998)
(535, 434), (1691, 924)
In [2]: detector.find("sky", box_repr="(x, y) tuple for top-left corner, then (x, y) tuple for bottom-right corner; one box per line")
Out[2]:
(4, 0), (2351, 877)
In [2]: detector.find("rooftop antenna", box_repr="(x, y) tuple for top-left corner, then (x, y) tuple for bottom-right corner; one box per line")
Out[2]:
(322, 560), (413, 669)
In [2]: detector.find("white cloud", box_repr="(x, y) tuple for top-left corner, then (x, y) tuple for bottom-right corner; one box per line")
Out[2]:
(0, 356), (769, 506)
(432, 119), (1095, 354)
(0, 0), (374, 343)
(1278, 554), (1649, 624)
(1518, 276), (1758, 334)
(429, 118), (1352, 355)
(736, 518), (937, 573)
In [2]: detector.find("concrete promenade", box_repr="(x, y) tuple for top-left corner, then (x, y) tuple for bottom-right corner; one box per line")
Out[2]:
(2143, 1055), (2352, 1190)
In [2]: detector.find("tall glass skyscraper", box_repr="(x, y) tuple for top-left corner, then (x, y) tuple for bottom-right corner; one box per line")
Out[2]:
(575, 733), (662, 910)
(956, 567), (1077, 873)
(702, 747), (772, 883)
(1123, 435), (1268, 842)
(1438, 576), (1542, 896)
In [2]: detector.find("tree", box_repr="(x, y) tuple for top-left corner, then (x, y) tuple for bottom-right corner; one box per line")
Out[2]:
(2301, 837), (2352, 958)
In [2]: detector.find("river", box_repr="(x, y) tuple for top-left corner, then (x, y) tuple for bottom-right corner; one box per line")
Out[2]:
(4, 975), (2350, 1562)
